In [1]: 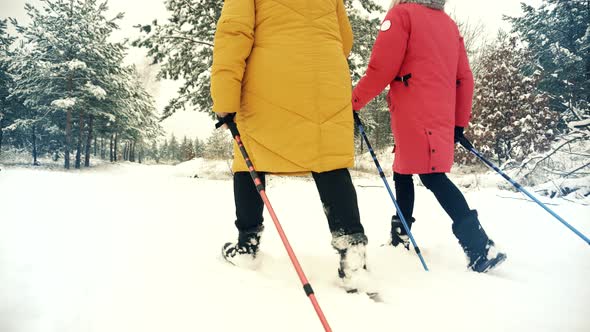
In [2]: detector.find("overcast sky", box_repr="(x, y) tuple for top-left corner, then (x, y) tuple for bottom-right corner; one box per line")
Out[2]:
(1, 0), (541, 141)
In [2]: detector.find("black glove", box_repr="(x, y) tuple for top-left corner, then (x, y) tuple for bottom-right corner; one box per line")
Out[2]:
(454, 126), (474, 150)
(454, 126), (465, 144)
(214, 113), (236, 129)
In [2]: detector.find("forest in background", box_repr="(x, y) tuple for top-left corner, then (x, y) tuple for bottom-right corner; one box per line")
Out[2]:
(0, 0), (587, 186)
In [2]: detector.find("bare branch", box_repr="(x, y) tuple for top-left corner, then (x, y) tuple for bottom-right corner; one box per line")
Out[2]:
(159, 35), (213, 48)
(517, 134), (586, 177)
(563, 162), (590, 178)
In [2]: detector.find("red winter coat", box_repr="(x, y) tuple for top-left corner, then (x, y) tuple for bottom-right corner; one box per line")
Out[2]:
(352, 3), (474, 174)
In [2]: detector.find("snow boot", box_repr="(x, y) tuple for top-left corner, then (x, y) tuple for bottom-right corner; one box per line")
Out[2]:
(390, 215), (415, 250)
(332, 233), (372, 293)
(222, 225), (264, 268)
(468, 240), (507, 273)
(452, 210), (507, 273)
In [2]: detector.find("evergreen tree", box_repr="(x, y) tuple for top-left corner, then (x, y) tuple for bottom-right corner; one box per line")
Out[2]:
(0, 19), (15, 156)
(168, 134), (179, 161)
(204, 129), (232, 159)
(464, 33), (558, 165)
(110, 66), (163, 164)
(149, 139), (160, 163)
(345, 0), (384, 82)
(507, 0), (589, 123)
(11, 0), (125, 168)
(356, 92), (392, 153)
(7, 43), (60, 164)
(5, 1), (162, 167)
(179, 135), (195, 161)
(194, 137), (205, 158)
(160, 138), (169, 162)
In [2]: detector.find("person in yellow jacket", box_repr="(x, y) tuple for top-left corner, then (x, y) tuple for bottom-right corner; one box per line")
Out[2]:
(211, 0), (371, 293)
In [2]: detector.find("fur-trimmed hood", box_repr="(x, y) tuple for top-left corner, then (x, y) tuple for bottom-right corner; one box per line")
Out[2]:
(390, 0), (446, 10)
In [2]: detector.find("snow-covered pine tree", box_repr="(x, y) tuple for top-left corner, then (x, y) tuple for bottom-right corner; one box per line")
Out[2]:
(7, 1), (162, 167)
(160, 138), (169, 162)
(205, 129), (232, 160)
(356, 92), (392, 153)
(507, 0), (589, 125)
(7, 43), (61, 165)
(194, 137), (205, 158)
(115, 66), (162, 164)
(149, 139), (160, 163)
(345, 0), (384, 82)
(133, 0), (219, 119)
(0, 18), (15, 156)
(179, 136), (195, 161)
(463, 32), (558, 166)
(168, 134), (179, 161)
(11, 0), (126, 168)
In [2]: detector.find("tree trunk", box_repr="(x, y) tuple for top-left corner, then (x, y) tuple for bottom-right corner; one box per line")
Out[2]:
(32, 125), (38, 166)
(110, 135), (114, 162)
(0, 117), (3, 156)
(93, 129), (97, 157)
(65, 109), (72, 169)
(123, 142), (128, 161)
(138, 144), (143, 164)
(114, 133), (118, 162)
(84, 115), (93, 167)
(75, 110), (85, 169)
(130, 141), (136, 162)
(101, 137), (105, 159)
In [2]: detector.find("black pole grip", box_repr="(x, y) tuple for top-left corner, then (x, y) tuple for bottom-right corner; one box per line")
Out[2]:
(458, 137), (474, 151)
(353, 111), (361, 125)
(226, 121), (239, 138)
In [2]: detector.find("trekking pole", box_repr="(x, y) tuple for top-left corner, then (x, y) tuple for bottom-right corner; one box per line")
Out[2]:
(458, 137), (590, 246)
(353, 112), (429, 271)
(215, 114), (333, 332)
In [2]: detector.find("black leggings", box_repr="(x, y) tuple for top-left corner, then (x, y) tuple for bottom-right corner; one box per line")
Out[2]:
(234, 168), (364, 236)
(393, 172), (471, 224)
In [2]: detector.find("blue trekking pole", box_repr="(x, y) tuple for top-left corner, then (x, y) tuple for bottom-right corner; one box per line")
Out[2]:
(353, 112), (429, 271)
(458, 137), (590, 246)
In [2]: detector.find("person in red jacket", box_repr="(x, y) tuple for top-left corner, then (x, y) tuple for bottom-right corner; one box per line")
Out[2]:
(352, 0), (506, 273)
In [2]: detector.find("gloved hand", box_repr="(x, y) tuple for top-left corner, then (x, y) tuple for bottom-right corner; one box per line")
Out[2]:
(454, 126), (474, 150)
(454, 126), (465, 144)
(214, 113), (236, 130)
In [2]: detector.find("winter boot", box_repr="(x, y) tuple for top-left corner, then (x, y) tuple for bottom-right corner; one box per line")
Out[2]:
(390, 215), (415, 250)
(222, 225), (264, 268)
(452, 210), (507, 273)
(332, 232), (371, 293)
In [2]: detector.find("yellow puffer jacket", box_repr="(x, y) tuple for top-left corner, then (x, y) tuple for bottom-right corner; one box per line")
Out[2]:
(211, 0), (354, 173)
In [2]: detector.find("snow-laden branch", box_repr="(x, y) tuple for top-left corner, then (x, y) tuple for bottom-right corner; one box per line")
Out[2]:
(84, 82), (106, 100)
(568, 118), (590, 129)
(67, 59), (87, 70)
(51, 97), (76, 109)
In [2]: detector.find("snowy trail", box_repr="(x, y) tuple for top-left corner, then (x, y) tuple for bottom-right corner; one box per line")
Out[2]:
(0, 163), (589, 332)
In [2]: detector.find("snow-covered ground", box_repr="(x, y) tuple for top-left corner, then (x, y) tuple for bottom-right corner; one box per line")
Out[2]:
(0, 162), (589, 332)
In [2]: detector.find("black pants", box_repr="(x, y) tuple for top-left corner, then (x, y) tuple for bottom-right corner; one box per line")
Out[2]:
(393, 172), (471, 226)
(234, 168), (364, 236)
